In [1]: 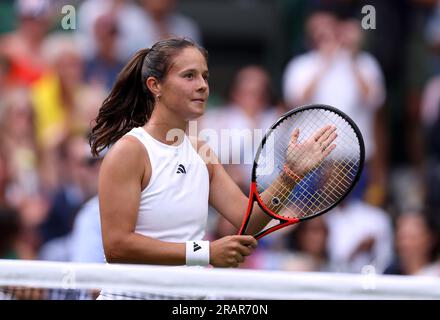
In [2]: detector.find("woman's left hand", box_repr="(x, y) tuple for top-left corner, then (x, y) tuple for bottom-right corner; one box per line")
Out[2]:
(285, 125), (337, 177)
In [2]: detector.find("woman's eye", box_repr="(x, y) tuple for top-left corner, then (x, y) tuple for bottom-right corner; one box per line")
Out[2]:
(185, 73), (194, 79)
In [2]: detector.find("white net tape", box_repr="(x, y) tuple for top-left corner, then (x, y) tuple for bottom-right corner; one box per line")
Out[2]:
(1, 259), (440, 300)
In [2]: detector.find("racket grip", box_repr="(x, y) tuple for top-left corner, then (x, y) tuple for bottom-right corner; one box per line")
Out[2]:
(238, 183), (257, 236)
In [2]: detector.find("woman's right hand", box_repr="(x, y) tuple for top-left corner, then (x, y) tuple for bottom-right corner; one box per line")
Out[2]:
(210, 235), (258, 268)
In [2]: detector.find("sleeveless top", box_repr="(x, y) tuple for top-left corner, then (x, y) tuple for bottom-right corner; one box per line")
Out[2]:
(125, 126), (210, 242)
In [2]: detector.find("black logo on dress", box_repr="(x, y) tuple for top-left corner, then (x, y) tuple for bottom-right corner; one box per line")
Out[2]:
(193, 242), (202, 252)
(176, 164), (186, 174)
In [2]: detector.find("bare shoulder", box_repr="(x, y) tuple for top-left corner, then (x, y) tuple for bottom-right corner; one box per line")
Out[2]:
(101, 135), (148, 179)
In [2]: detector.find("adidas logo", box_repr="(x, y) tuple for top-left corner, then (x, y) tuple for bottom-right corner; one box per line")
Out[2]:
(193, 242), (202, 252)
(176, 164), (186, 174)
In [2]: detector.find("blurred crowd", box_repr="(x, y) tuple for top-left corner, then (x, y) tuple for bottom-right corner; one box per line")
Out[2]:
(0, 0), (440, 277)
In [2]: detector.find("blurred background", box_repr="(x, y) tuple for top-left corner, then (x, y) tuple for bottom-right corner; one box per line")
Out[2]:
(0, 0), (440, 277)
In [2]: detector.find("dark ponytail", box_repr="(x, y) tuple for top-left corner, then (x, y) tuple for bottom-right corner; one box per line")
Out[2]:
(90, 37), (208, 156)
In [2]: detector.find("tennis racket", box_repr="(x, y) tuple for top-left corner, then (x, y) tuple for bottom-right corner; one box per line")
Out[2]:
(238, 104), (365, 239)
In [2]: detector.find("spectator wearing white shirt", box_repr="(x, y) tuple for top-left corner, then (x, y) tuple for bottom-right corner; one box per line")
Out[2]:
(139, 0), (202, 46)
(325, 198), (394, 274)
(76, 0), (202, 62)
(70, 195), (104, 263)
(283, 13), (385, 162)
(76, 0), (147, 61)
(282, 12), (386, 204)
(69, 143), (104, 263)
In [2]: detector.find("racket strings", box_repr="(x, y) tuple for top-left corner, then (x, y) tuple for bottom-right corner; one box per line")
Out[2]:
(255, 108), (362, 220)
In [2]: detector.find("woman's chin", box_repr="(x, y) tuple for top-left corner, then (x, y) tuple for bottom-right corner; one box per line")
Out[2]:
(187, 106), (205, 119)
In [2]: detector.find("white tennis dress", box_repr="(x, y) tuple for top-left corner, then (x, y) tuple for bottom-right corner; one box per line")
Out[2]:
(98, 127), (210, 300)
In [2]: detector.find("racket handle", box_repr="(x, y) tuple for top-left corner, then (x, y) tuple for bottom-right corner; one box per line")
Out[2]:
(238, 183), (257, 236)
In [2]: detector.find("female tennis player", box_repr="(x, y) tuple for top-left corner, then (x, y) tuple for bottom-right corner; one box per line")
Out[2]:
(90, 37), (337, 269)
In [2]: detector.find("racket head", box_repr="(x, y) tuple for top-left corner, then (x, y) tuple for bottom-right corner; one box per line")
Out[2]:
(243, 104), (365, 236)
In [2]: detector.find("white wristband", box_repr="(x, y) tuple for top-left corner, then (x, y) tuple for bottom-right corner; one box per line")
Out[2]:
(185, 241), (210, 266)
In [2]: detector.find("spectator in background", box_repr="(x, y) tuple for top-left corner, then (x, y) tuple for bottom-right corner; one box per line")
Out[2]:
(16, 193), (48, 259)
(138, 0), (202, 45)
(282, 12), (386, 205)
(76, 0), (201, 62)
(30, 34), (97, 191)
(70, 150), (104, 263)
(240, 218), (332, 272)
(75, 85), (108, 135)
(0, 149), (47, 259)
(0, 0), (52, 87)
(325, 197), (394, 274)
(39, 141), (104, 263)
(76, 0), (147, 61)
(84, 14), (125, 91)
(0, 88), (40, 207)
(31, 34), (86, 151)
(39, 134), (94, 249)
(385, 211), (439, 276)
(70, 196), (103, 263)
(284, 217), (332, 272)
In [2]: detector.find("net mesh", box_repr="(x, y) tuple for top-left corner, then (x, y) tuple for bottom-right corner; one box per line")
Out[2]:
(256, 108), (362, 220)
(1, 259), (440, 300)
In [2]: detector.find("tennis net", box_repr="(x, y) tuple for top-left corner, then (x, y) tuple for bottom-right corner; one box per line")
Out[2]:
(1, 259), (440, 300)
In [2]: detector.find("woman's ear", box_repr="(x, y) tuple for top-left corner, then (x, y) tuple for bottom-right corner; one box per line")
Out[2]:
(146, 77), (161, 98)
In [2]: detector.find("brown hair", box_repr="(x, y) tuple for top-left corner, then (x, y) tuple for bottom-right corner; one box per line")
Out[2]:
(90, 37), (208, 156)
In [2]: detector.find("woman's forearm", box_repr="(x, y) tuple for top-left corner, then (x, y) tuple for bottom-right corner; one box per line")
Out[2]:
(246, 172), (298, 235)
(104, 233), (186, 265)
